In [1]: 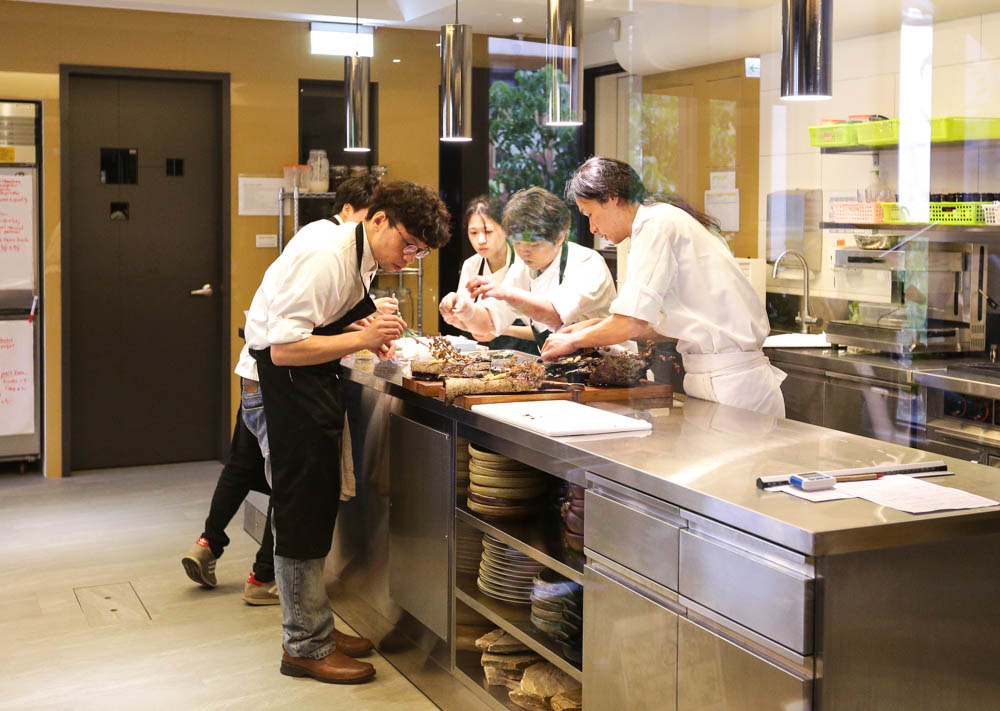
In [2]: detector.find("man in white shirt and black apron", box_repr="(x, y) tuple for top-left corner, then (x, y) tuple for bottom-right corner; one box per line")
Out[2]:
(242, 181), (451, 684)
(541, 157), (786, 417)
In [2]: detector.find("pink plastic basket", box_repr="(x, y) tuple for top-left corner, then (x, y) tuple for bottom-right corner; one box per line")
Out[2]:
(830, 202), (884, 224)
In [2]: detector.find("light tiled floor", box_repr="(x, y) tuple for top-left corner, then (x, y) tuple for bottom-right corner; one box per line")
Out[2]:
(0, 461), (440, 711)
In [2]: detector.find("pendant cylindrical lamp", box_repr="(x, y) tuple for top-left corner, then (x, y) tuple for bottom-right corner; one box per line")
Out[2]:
(345, 54), (371, 152)
(780, 0), (833, 101)
(440, 23), (472, 142)
(546, 0), (583, 126)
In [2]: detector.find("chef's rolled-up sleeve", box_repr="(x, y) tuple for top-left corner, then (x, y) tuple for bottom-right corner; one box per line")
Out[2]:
(609, 215), (677, 325)
(266, 250), (346, 344)
(544, 253), (616, 331)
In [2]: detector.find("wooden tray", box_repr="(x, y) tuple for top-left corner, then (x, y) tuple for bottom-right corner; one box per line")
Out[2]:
(403, 375), (672, 408)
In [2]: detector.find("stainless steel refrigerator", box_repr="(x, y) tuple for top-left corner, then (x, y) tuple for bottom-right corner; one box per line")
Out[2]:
(0, 100), (42, 462)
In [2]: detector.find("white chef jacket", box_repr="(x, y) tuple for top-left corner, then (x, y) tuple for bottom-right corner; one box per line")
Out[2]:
(610, 203), (785, 416)
(234, 219), (377, 380)
(485, 241), (616, 336)
(456, 244), (515, 295)
(611, 203), (768, 353)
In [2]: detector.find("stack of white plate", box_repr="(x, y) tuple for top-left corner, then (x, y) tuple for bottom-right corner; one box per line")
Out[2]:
(456, 526), (483, 576)
(477, 534), (544, 605)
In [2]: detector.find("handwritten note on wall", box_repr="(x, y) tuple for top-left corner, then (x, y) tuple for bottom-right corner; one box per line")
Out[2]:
(0, 320), (34, 436)
(0, 172), (35, 291)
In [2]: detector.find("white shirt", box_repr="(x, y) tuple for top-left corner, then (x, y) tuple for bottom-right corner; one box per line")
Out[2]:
(610, 203), (769, 356)
(485, 241), (616, 335)
(234, 219), (377, 379)
(456, 245), (515, 295)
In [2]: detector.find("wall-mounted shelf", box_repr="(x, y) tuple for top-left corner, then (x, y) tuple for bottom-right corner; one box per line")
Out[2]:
(822, 221), (1000, 234)
(820, 138), (1000, 154)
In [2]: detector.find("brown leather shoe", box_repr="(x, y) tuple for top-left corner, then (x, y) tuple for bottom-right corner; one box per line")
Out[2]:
(280, 649), (375, 684)
(334, 628), (375, 658)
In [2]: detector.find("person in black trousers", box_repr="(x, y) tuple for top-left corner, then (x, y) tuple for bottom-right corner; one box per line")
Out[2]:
(181, 175), (380, 604)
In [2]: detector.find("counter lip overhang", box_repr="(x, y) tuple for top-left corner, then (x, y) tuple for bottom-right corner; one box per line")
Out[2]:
(342, 363), (1000, 558)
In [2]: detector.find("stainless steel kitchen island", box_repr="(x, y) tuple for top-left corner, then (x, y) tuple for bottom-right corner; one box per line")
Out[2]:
(246, 359), (1000, 710)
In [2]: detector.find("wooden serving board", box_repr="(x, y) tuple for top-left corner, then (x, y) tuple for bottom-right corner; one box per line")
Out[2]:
(452, 391), (573, 408)
(403, 376), (672, 408)
(402, 376), (444, 397)
(576, 380), (673, 403)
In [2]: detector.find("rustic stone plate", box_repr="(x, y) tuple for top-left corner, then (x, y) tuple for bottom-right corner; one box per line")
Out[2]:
(470, 482), (548, 500)
(469, 472), (545, 488)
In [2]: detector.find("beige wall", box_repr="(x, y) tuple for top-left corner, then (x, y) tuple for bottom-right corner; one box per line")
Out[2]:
(0, 1), (443, 476)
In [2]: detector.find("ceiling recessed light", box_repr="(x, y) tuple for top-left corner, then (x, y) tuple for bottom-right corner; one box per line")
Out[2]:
(435, 42), (441, 47)
(392, 58), (401, 63)
(512, 17), (524, 23)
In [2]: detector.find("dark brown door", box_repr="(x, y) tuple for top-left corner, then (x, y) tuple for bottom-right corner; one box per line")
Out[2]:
(68, 75), (222, 470)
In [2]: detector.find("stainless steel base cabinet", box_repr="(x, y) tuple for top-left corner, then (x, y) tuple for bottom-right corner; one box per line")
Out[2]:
(388, 412), (452, 641)
(583, 561), (679, 711)
(677, 617), (811, 711)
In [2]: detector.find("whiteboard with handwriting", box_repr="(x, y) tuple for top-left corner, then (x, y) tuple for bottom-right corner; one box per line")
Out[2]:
(0, 171), (35, 291)
(0, 320), (34, 436)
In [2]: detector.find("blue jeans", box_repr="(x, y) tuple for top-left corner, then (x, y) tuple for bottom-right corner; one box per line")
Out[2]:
(251, 380), (338, 659)
(240, 381), (270, 485)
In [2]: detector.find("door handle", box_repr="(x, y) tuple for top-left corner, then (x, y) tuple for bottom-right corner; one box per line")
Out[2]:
(190, 283), (213, 296)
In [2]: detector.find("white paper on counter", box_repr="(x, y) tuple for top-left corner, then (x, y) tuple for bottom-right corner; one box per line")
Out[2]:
(0, 319), (34, 436)
(836, 475), (999, 514)
(776, 485), (856, 502)
(763, 333), (831, 348)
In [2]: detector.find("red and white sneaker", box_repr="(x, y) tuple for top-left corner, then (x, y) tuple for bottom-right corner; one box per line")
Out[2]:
(182, 537), (218, 588)
(243, 572), (279, 606)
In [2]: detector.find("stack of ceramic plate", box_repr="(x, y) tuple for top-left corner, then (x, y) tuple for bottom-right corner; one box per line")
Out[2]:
(456, 526), (484, 576)
(560, 484), (585, 552)
(530, 569), (583, 663)
(467, 444), (549, 519)
(477, 534), (544, 605)
(456, 437), (471, 498)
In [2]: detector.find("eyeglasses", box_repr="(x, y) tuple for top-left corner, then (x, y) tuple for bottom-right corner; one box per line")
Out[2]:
(396, 226), (431, 259)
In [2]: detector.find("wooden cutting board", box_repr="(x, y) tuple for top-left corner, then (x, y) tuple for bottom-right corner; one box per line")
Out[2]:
(403, 375), (672, 408)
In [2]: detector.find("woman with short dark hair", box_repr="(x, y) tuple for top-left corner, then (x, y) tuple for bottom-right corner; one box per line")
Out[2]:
(542, 156), (786, 417)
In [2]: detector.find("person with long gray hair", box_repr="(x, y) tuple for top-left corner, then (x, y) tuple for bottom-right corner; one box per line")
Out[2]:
(440, 187), (616, 349)
(541, 157), (785, 417)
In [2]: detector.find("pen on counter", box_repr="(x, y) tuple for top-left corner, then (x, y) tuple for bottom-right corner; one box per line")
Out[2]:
(834, 473), (883, 483)
(28, 295), (38, 324)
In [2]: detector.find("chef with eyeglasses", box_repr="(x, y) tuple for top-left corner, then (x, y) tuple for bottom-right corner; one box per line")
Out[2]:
(540, 157), (786, 417)
(440, 186), (616, 349)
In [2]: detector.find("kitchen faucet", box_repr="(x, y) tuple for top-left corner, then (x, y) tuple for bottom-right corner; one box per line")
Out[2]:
(772, 249), (818, 334)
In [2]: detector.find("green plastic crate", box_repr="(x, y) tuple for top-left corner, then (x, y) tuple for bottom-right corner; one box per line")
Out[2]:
(881, 202), (985, 225)
(808, 124), (858, 147)
(930, 117), (1000, 141)
(855, 119), (951, 145)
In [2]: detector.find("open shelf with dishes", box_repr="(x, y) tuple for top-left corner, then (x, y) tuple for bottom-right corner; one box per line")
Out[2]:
(820, 138), (1000, 154)
(456, 506), (583, 584)
(455, 572), (582, 680)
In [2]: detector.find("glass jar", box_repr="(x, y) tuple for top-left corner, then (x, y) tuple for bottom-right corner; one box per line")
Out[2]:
(307, 149), (330, 193)
(330, 165), (348, 189)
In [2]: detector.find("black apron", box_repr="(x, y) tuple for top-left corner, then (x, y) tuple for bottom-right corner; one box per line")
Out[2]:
(250, 222), (376, 559)
(478, 245), (540, 355)
(530, 239), (570, 351)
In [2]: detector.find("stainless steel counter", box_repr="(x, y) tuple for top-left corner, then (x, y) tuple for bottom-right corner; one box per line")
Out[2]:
(343, 360), (1000, 557)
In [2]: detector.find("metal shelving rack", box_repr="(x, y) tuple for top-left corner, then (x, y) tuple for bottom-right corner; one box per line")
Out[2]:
(278, 186), (424, 331)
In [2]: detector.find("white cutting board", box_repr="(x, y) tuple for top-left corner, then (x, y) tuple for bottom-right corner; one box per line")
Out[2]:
(470, 400), (653, 437)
